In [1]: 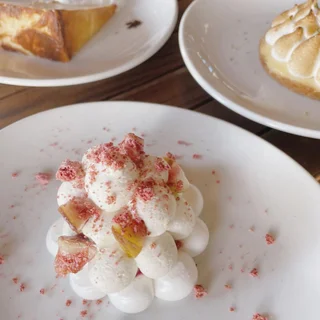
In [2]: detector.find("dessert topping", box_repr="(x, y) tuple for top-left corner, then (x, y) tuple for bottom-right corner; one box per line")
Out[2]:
(55, 235), (96, 277)
(56, 160), (85, 182)
(112, 208), (148, 258)
(58, 197), (100, 233)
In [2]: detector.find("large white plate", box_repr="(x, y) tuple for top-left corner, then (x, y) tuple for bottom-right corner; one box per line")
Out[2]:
(0, 101), (319, 319)
(0, 0), (177, 87)
(179, 0), (320, 138)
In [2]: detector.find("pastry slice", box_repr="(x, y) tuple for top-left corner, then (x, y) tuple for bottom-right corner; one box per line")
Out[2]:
(260, 0), (320, 99)
(0, 2), (117, 62)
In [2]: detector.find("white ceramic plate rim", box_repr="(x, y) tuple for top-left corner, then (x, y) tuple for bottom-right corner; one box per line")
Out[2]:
(178, 0), (320, 139)
(0, 1), (178, 87)
(2, 101), (320, 319)
(1, 100), (318, 190)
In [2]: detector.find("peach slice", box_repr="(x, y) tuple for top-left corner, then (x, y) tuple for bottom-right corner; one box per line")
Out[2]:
(55, 234), (96, 277)
(112, 208), (148, 258)
(58, 197), (100, 233)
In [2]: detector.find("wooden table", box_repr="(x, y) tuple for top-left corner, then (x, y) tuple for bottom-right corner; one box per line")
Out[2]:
(0, 0), (320, 181)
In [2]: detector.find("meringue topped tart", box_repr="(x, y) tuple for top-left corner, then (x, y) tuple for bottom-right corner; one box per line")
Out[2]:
(46, 133), (209, 314)
(260, 0), (320, 99)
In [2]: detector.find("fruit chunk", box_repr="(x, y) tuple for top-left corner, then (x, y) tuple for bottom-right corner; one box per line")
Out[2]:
(55, 234), (96, 277)
(58, 197), (101, 233)
(112, 208), (148, 258)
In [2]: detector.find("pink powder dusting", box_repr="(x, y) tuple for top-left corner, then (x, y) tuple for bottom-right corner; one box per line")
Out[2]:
(265, 233), (275, 245)
(250, 268), (259, 278)
(193, 285), (207, 299)
(192, 154), (203, 160)
(56, 160), (84, 182)
(252, 313), (268, 320)
(175, 240), (183, 250)
(80, 310), (88, 317)
(177, 140), (192, 146)
(35, 172), (52, 185)
(11, 172), (19, 179)
(65, 299), (72, 307)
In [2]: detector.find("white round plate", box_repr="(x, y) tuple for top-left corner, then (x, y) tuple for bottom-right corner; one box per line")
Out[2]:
(0, 0), (177, 87)
(1, 101), (319, 319)
(179, 0), (320, 138)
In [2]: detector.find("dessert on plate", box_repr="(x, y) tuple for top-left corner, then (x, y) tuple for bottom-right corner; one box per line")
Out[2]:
(46, 133), (209, 314)
(260, 0), (320, 99)
(0, 1), (117, 62)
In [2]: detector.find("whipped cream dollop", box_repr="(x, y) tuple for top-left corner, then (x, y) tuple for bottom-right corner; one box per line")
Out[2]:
(46, 133), (209, 314)
(264, 0), (320, 83)
(154, 251), (198, 301)
(108, 274), (154, 313)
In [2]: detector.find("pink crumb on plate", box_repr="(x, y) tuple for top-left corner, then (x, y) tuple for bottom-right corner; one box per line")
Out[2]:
(11, 172), (19, 179)
(80, 310), (88, 317)
(265, 233), (275, 245)
(192, 154), (202, 159)
(252, 313), (268, 320)
(250, 268), (259, 277)
(65, 299), (72, 307)
(177, 140), (192, 146)
(35, 172), (52, 185)
(193, 285), (207, 299)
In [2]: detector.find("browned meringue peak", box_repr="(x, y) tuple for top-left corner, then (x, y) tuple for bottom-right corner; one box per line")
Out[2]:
(294, 3), (314, 21)
(273, 27), (304, 60)
(288, 34), (320, 77)
(266, 19), (295, 46)
(296, 11), (319, 36)
(272, 5), (299, 27)
(271, 0), (318, 28)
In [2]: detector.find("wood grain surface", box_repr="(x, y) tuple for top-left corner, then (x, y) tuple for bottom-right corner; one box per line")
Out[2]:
(0, 0), (319, 179)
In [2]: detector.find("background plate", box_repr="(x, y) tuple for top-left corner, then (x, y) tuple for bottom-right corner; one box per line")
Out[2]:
(0, 0), (177, 87)
(179, 0), (320, 138)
